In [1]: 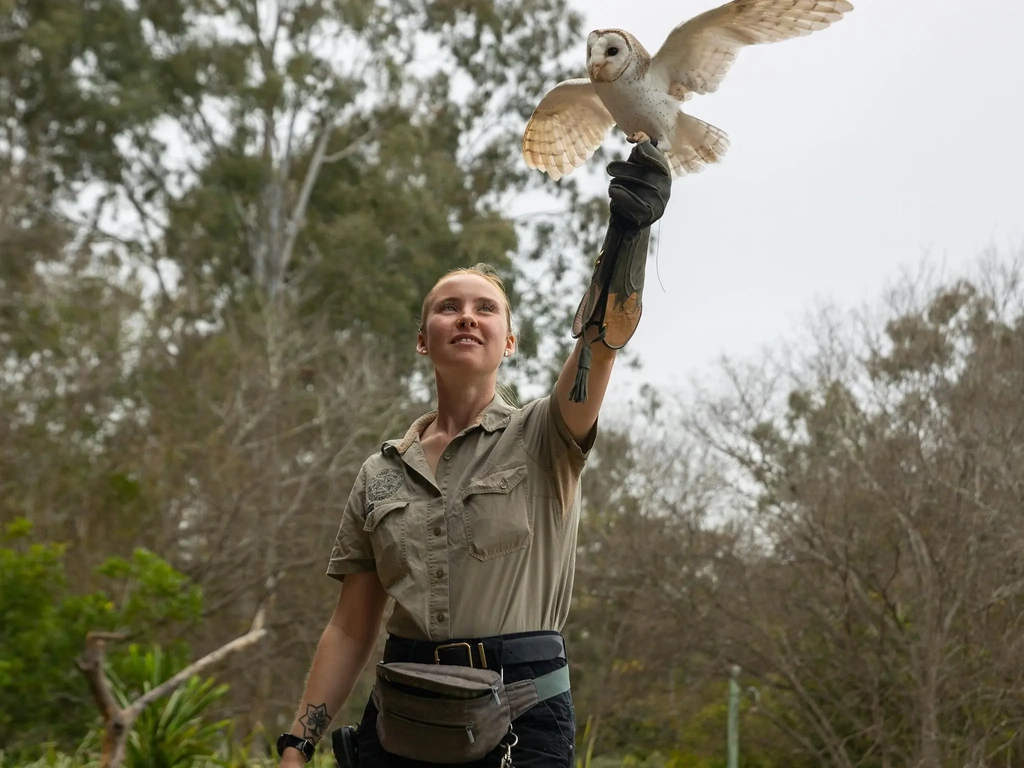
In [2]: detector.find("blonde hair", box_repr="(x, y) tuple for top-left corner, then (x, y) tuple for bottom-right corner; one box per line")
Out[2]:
(418, 263), (514, 335)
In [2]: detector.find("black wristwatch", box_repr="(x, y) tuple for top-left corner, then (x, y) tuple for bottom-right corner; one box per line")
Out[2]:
(276, 733), (315, 763)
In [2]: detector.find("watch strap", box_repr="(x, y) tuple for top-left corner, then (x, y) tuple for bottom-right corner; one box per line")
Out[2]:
(277, 733), (315, 762)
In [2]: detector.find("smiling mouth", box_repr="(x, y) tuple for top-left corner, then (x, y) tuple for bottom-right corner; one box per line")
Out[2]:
(450, 336), (482, 345)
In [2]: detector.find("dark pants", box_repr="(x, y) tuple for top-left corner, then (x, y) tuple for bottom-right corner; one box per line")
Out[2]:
(355, 657), (576, 767)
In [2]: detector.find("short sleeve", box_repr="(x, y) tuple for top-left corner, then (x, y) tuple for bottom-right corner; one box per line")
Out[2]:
(521, 390), (598, 482)
(325, 464), (376, 581)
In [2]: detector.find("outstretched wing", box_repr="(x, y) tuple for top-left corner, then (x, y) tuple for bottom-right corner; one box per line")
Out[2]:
(651, 0), (853, 101)
(522, 78), (616, 181)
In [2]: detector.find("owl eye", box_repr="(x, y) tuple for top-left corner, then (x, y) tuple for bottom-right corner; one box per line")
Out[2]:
(607, 46), (619, 56)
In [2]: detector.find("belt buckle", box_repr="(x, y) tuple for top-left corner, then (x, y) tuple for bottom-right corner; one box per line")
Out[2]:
(433, 641), (488, 668)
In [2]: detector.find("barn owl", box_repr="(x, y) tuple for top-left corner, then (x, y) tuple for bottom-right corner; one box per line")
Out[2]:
(522, 0), (854, 181)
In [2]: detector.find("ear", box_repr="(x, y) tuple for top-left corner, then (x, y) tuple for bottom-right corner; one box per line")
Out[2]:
(417, 330), (428, 356)
(504, 334), (516, 358)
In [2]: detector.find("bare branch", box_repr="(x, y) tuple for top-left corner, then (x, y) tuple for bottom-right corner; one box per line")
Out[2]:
(76, 578), (279, 768)
(274, 122), (336, 295)
(321, 125), (376, 165)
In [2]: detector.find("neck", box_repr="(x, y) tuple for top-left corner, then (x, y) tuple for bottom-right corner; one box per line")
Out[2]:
(429, 374), (498, 438)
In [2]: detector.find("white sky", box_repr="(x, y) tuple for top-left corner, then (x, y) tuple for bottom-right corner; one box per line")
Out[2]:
(561, 0), (1024, 412)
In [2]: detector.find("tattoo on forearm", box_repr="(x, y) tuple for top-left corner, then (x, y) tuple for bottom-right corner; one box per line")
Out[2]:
(299, 702), (331, 741)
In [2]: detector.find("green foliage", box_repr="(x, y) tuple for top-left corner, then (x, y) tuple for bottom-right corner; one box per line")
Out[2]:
(0, 743), (99, 768)
(0, 519), (202, 757)
(108, 646), (230, 768)
(97, 550), (203, 630)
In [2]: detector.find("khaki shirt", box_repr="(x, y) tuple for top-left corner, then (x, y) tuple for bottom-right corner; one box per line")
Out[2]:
(326, 391), (595, 641)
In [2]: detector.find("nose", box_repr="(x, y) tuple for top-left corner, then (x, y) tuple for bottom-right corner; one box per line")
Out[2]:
(457, 311), (477, 328)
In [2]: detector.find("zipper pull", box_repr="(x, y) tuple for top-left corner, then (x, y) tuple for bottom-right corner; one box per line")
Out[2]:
(466, 725), (475, 744)
(491, 684), (501, 706)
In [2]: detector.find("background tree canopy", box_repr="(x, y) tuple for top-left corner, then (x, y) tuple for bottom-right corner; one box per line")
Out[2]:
(3, 0), (1024, 766)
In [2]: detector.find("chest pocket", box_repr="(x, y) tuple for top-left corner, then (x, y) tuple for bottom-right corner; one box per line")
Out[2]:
(460, 463), (532, 561)
(364, 500), (410, 588)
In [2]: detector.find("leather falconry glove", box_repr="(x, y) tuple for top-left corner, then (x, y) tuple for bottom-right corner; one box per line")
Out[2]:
(568, 139), (673, 403)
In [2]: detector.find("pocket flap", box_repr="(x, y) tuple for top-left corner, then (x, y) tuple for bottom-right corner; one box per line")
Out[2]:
(363, 499), (409, 533)
(377, 662), (502, 699)
(462, 464), (527, 499)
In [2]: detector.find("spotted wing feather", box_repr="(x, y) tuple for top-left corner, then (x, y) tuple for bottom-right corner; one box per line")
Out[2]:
(522, 78), (616, 181)
(651, 0), (854, 101)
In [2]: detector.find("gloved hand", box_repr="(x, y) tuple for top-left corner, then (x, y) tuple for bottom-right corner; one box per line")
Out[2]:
(568, 139), (672, 403)
(607, 139), (673, 230)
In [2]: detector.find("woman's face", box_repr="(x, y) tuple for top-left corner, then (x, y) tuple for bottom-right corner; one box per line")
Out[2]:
(418, 274), (514, 375)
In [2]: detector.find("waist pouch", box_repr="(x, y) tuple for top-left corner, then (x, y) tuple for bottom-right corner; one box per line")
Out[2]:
(371, 661), (570, 763)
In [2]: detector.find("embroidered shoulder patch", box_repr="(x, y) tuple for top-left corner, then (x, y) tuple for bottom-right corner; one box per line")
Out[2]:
(366, 468), (403, 503)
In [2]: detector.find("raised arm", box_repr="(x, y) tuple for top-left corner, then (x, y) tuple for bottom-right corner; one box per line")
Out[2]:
(556, 139), (673, 443)
(555, 335), (617, 445)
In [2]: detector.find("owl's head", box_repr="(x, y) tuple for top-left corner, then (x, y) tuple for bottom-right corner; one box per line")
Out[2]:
(586, 29), (643, 83)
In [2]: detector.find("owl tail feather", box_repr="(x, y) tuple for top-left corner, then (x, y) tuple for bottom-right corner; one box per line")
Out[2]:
(663, 113), (731, 177)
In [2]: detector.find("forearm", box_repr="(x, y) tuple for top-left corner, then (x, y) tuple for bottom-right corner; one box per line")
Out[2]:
(556, 334), (616, 438)
(281, 622), (378, 760)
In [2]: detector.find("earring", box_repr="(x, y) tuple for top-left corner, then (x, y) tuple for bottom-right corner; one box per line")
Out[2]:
(504, 351), (510, 357)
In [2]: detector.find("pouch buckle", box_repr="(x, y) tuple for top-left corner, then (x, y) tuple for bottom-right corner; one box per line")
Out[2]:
(433, 641), (487, 668)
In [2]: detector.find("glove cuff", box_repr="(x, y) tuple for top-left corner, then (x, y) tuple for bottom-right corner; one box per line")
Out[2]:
(568, 217), (652, 404)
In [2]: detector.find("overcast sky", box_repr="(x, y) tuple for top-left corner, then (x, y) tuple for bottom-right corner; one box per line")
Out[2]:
(558, 0), (1024, 412)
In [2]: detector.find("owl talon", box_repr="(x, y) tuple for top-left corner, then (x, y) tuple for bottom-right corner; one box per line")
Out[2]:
(626, 131), (651, 144)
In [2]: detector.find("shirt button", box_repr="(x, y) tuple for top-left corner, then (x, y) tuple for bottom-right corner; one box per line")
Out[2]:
(443, 451), (452, 460)
(433, 526), (442, 536)
(499, 479), (508, 489)
(436, 569), (444, 578)
(438, 612), (446, 622)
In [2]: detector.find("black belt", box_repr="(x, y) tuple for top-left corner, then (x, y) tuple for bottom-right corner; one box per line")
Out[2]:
(383, 630), (565, 671)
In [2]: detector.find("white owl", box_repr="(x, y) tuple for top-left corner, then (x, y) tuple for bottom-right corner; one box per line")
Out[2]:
(522, 0), (854, 181)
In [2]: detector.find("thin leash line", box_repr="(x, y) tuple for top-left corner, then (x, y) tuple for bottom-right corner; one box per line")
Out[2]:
(655, 218), (665, 293)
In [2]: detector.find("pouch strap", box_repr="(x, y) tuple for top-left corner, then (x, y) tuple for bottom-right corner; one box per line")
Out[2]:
(534, 665), (570, 700)
(506, 665), (571, 720)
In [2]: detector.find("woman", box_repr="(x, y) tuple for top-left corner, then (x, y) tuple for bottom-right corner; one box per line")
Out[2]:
(277, 139), (672, 767)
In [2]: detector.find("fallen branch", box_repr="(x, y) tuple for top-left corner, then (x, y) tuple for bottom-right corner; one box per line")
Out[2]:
(77, 575), (279, 768)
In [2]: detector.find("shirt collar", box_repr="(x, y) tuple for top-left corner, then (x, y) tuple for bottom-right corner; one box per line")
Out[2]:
(381, 392), (515, 456)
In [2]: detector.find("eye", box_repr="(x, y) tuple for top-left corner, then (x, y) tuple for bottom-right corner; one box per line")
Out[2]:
(440, 300), (458, 312)
(607, 46), (618, 56)
(479, 302), (497, 313)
